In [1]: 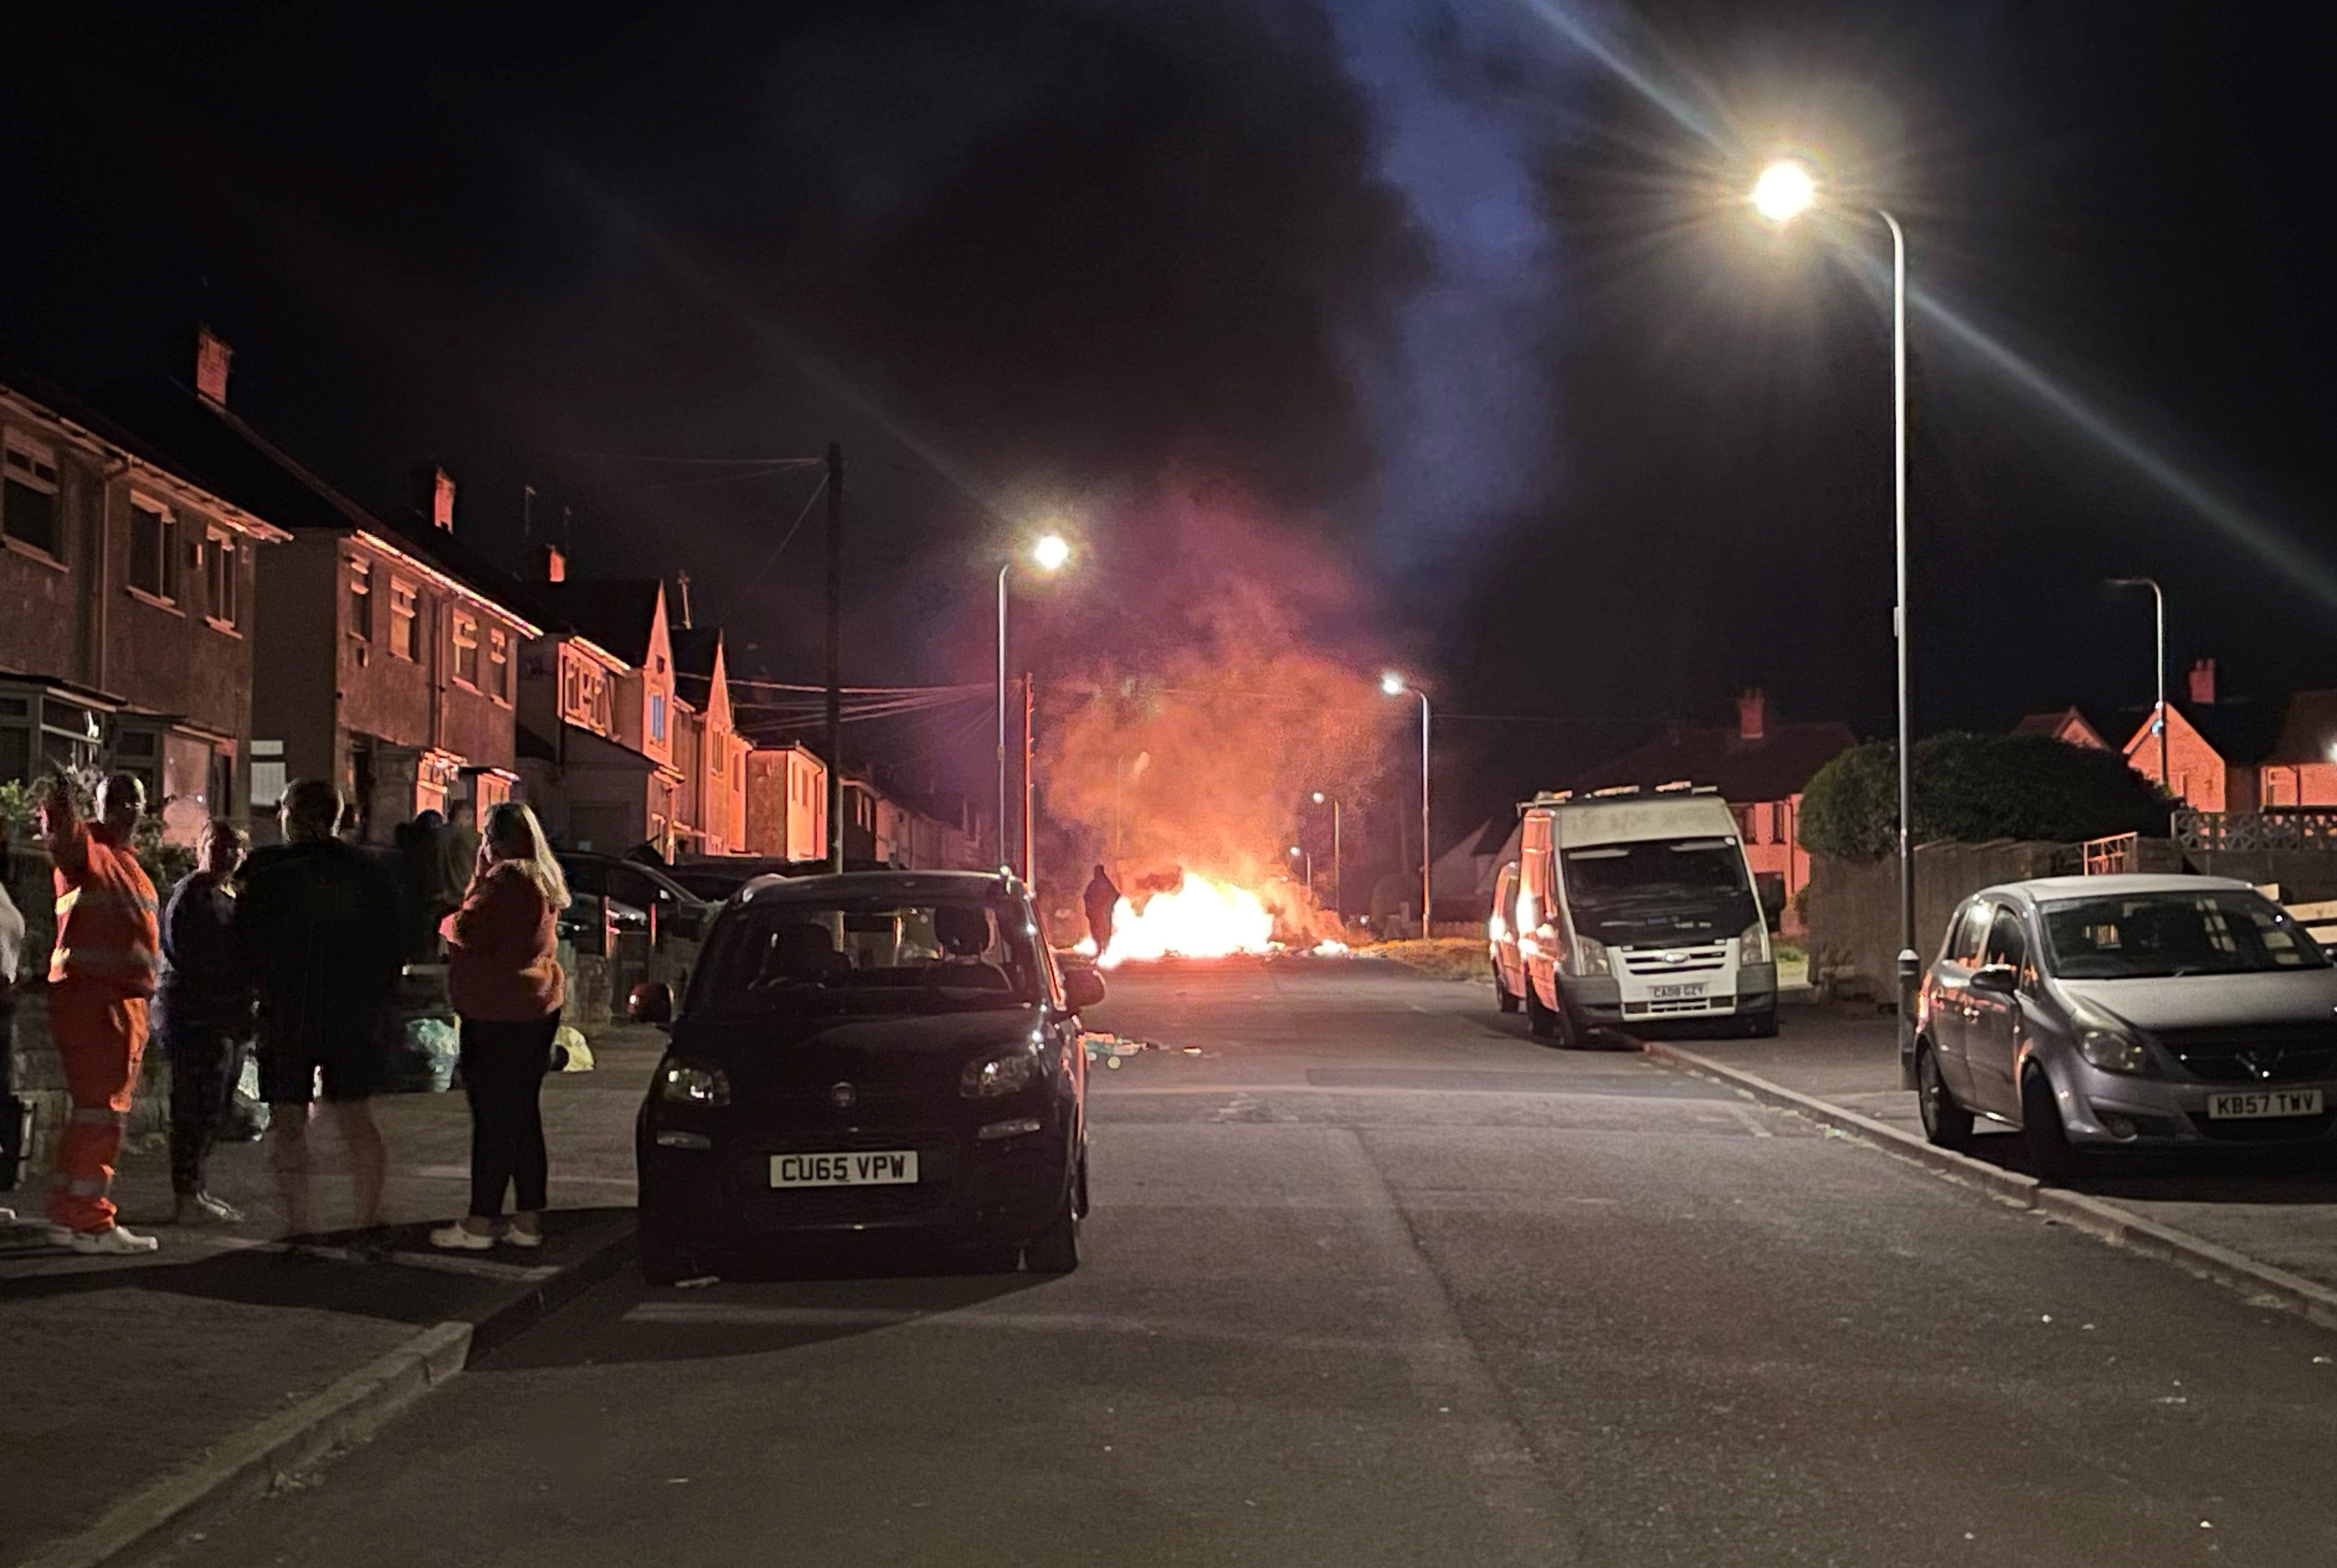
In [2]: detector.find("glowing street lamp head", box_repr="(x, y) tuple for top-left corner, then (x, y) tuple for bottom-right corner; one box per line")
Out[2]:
(1379, 670), (1407, 698)
(1750, 159), (1818, 224)
(1030, 533), (1072, 574)
(1311, 791), (1326, 805)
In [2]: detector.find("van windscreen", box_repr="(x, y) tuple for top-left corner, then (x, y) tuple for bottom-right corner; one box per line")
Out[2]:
(1560, 838), (1757, 947)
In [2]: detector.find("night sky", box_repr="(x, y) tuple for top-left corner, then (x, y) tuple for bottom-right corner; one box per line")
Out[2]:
(5, 2), (2334, 856)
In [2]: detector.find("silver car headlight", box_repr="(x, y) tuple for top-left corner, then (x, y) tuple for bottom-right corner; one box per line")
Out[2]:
(1574, 935), (1611, 976)
(1737, 921), (1769, 966)
(2076, 1026), (2152, 1077)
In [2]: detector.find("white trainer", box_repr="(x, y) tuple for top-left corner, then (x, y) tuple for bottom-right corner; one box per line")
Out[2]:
(69, 1224), (160, 1255)
(429, 1223), (498, 1251)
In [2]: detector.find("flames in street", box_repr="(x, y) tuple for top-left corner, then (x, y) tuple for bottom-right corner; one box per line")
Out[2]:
(1073, 869), (1348, 968)
(1089, 871), (1273, 967)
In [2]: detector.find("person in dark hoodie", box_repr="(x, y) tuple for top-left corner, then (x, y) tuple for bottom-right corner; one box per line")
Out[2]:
(158, 818), (254, 1224)
(236, 780), (404, 1237)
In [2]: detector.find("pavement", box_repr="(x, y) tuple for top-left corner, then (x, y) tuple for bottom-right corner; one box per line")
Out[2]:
(0, 1026), (667, 1568)
(14, 958), (2317, 1568)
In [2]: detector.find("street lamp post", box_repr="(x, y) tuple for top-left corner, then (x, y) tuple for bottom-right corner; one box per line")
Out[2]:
(2107, 577), (2168, 794)
(997, 532), (1072, 877)
(1311, 790), (1342, 917)
(1288, 844), (1312, 897)
(1383, 672), (1430, 937)
(1753, 160), (1919, 1082)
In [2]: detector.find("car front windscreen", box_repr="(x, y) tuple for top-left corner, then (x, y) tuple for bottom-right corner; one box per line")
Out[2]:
(1560, 837), (1757, 945)
(2038, 891), (2329, 980)
(693, 896), (1044, 1016)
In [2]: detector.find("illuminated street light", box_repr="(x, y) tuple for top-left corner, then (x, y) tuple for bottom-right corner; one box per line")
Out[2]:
(1310, 790), (1342, 915)
(1752, 154), (1918, 1084)
(1749, 159), (1818, 224)
(1382, 673), (1432, 936)
(999, 530), (1078, 880)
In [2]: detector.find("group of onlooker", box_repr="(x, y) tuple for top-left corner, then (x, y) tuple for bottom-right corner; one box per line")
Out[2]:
(0, 775), (567, 1255)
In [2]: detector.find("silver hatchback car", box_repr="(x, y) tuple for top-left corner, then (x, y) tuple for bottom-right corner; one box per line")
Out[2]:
(1914, 874), (2337, 1175)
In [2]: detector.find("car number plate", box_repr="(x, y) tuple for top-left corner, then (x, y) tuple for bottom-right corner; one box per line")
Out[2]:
(1647, 982), (1708, 1000)
(770, 1150), (920, 1187)
(2205, 1089), (2324, 1120)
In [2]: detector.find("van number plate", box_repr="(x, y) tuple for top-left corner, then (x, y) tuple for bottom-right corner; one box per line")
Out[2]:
(1647, 982), (1708, 1000)
(2206, 1089), (2323, 1120)
(771, 1151), (920, 1187)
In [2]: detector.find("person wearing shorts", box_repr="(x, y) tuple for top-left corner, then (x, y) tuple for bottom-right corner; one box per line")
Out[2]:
(236, 780), (403, 1237)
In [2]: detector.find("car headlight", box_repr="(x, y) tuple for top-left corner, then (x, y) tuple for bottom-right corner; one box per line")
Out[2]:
(962, 1043), (1042, 1098)
(657, 1059), (731, 1107)
(1738, 921), (1770, 965)
(1574, 935), (1611, 976)
(2076, 1027), (2152, 1077)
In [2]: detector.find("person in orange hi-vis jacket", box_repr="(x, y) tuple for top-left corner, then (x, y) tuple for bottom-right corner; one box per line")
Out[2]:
(40, 772), (163, 1254)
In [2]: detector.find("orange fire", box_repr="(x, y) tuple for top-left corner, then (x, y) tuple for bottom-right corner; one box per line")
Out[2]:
(1075, 870), (1348, 968)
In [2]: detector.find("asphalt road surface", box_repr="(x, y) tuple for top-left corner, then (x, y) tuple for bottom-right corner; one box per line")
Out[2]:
(154, 961), (2337, 1567)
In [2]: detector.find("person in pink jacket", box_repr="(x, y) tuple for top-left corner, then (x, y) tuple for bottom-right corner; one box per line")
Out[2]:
(432, 803), (569, 1251)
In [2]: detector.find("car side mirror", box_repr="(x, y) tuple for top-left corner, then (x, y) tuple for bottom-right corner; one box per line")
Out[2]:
(1968, 964), (2018, 996)
(1064, 968), (1106, 1013)
(628, 980), (674, 1024)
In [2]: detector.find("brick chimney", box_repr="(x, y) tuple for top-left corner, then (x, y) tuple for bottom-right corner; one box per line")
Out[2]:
(1735, 688), (1768, 742)
(194, 326), (232, 404)
(544, 544), (567, 584)
(2187, 657), (2216, 707)
(410, 464), (456, 530)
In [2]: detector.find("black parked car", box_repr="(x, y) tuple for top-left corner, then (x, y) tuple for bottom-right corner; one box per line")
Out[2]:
(632, 870), (1102, 1283)
(559, 852), (715, 942)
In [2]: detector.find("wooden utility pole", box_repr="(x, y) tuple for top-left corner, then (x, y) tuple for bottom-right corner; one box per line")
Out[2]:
(824, 441), (844, 873)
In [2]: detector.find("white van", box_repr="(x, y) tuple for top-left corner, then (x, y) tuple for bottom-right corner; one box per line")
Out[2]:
(1515, 785), (1778, 1044)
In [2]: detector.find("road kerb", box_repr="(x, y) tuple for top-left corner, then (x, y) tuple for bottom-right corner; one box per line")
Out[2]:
(12, 1221), (638, 1568)
(1632, 1039), (2041, 1209)
(1636, 1037), (2337, 1335)
(2032, 1187), (2337, 1332)
(14, 1320), (472, 1568)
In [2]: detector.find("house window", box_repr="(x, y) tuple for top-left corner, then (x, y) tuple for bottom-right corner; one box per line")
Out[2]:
(348, 557), (373, 641)
(488, 628), (511, 703)
(127, 497), (179, 602)
(390, 579), (419, 661)
(2, 436), (61, 557)
(650, 693), (667, 742)
(452, 611), (480, 687)
(204, 529), (238, 629)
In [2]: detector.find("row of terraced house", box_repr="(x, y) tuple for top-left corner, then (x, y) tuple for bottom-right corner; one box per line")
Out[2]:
(0, 331), (984, 870)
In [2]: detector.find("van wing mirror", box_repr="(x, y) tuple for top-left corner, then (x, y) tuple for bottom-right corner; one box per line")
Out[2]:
(1064, 968), (1107, 1013)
